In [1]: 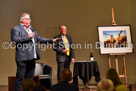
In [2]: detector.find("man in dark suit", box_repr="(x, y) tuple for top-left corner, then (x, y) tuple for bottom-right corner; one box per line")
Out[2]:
(53, 25), (75, 83)
(11, 13), (59, 91)
(50, 69), (79, 91)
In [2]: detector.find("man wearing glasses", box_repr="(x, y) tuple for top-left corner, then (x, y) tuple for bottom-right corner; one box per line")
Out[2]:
(53, 25), (75, 83)
(11, 13), (59, 91)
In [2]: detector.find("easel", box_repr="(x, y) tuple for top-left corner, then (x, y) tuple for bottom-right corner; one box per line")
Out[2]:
(108, 53), (127, 85)
(108, 8), (127, 85)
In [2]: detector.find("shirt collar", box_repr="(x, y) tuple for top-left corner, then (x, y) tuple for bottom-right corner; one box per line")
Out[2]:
(61, 34), (66, 37)
(20, 23), (31, 29)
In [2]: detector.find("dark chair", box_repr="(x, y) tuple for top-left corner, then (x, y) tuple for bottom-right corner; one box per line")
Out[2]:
(34, 63), (52, 89)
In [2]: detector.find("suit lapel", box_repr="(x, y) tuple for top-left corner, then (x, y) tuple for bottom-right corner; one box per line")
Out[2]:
(19, 24), (29, 35)
(65, 35), (70, 44)
(58, 34), (63, 42)
(30, 27), (37, 41)
(19, 25), (37, 42)
(30, 27), (35, 32)
(58, 34), (65, 47)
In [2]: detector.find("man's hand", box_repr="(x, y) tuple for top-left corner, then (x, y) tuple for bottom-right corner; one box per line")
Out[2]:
(53, 38), (61, 42)
(28, 32), (34, 38)
(62, 49), (68, 54)
(71, 58), (75, 64)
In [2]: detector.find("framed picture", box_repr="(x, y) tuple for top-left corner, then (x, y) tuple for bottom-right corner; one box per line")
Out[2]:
(98, 25), (133, 54)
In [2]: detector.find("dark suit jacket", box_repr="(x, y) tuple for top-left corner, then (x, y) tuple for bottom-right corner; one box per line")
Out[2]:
(11, 24), (53, 61)
(50, 81), (79, 91)
(53, 34), (75, 62)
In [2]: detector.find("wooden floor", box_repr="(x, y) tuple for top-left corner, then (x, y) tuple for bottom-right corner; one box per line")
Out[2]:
(0, 84), (136, 91)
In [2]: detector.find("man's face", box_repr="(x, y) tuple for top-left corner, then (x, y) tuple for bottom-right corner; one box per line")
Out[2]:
(21, 15), (31, 28)
(60, 26), (67, 35)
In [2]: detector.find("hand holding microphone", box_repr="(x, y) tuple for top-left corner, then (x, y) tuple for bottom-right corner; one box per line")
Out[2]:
(28, 32), (34, 38)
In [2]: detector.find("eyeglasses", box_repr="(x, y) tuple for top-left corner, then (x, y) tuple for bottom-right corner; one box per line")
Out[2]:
(23, 18), (31, 20)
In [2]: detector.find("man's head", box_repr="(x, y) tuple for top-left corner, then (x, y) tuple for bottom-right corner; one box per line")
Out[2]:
(59, 25), (67, 35)
(20, 13), (31, 28)
(60, 68), (72, 82)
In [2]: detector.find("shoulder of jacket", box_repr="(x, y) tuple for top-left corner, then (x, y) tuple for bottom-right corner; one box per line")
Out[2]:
(12, 25), (20, 30)
(54, 34), (61, 38)
(66, 34), (71, 38)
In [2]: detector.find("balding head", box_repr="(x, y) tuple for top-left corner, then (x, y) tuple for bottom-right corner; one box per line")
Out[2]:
(59, 25), (67, 35)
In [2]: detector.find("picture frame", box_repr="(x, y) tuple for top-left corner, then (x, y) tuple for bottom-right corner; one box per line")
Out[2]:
(97, 25), (133, 54)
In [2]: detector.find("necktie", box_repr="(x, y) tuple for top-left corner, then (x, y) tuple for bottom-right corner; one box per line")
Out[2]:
(63, 35), (70, 56)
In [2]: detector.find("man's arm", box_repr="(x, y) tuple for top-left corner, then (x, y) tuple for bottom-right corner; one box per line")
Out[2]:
(69, 36), (75, 58)
(35, 31), (54, 44)
(53, 36), (64, 53)
(69, 36), (75, 63)
(11, 27), (31, 43)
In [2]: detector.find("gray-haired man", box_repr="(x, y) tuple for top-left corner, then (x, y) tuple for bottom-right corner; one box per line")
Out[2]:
(11, 13), (59, 91)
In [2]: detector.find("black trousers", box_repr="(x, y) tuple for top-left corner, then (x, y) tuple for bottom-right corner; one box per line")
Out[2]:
(57, 57), (70, 83)
(14, 60), (35, 91)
